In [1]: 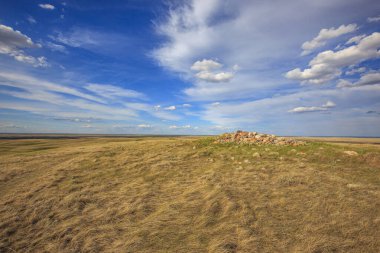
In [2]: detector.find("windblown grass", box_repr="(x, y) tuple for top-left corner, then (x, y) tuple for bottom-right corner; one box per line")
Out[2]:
(0, 136), (379, 252)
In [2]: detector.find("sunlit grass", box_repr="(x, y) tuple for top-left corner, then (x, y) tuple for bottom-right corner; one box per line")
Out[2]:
(0, 136), (379, 252)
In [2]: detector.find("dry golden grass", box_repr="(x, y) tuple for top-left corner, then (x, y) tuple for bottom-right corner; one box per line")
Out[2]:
(0, 136), (380, 252)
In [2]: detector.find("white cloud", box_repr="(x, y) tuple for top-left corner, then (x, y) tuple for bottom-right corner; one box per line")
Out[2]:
(182, 103), (192, 108)
(367, 16), (380, 23)
(169, 125), (192, 129)
(301, 24), (357, 55)
(137, 124), (152, 128)
(286, 32), (380, 84)
(27, 16), (37, 24)
(323, 101), (336, 108)
(201, 84), (380, 136)
(52, 29), (99, 48)
(164, 105), (176, 111)
(288, 106), (328, 113)
(39, 4), (55, 10)
(338, 72), (380, 88)
(15, 55), (48, 67)
(45, 41), (67, 53)
(195, 71), (234, 82)
(0, 24), (48, 67)
(81, 124), (93, 128)
(345, 34), (366, 45)
(0, 71), (104, 103)
(336, 79), (353, 88)
(50, 27), (130, 56)
(191, 59), (222, 71)
(288, 100), (335, 113)
(152, 0), (376, 101)
(85, 83), (146, 100)
(210, 125), (232, 131)
(232, 64), (240, 71)
(0, 71), (185, 122)
(0, 71), (159, 122)
(190, 59), (235, 82)
(346, 67), (366, 75)
(0, 122), (25, 129)
(154, 105), (161, 110)
(355, 72), (380, 86)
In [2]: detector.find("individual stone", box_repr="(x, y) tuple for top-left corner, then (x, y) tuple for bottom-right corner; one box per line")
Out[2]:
(343, 150), (359, 156)
(252, 152), (261, 158)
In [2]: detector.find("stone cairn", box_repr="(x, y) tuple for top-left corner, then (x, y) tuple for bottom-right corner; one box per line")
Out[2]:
(215, 130), (305, 146)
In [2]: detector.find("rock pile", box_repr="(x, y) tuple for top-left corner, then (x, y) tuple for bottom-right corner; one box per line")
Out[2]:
(215, 130), (305, 146)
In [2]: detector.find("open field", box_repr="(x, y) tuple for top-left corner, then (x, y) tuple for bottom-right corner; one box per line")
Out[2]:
(1, 136), (380, 252)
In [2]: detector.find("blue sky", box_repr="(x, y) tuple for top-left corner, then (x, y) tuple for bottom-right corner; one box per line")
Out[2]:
(0, 0), (380, 136)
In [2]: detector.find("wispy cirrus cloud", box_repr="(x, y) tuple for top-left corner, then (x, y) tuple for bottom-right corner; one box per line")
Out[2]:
(367, 16), (380, 23)
(0, 71), (180, 122)
(85, 83), (147, 100)
(288, 101), (336, 113)
(49, 27), (132, 56)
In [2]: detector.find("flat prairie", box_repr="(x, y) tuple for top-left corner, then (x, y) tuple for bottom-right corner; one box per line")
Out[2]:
(0, 136), (379, 252)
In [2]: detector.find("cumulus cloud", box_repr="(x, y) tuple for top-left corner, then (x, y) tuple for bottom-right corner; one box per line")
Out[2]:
(164, 105), (176, 111)
(355, 72), (380, 86)
(367, 16), (380, 23)
(151, 0), (379, 102)
(182, 104), (192, 108)
(286, 32), (380, 84)
(345, 34), (366, 45)
(191, 59), (235, 82)
(39, 4), (55, 10)
(336, 79), (354, 88)
(338, 72), (380, 88)
(301, 24), (357, 55)
(195, 71), (234, 82)
(0, 24), (48, 67)
(191, 59), (222, 71)
(323, 101), (336, 108)
(346, 67), (366, 75)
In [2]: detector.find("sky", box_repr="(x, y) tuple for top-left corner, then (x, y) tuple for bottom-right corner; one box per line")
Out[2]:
(0, 0), (380, 136)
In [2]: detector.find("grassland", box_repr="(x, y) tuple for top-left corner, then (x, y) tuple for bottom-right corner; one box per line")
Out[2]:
(0, 136), (379, 252)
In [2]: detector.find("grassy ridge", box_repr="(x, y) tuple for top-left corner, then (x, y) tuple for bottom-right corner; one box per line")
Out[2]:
(0, 137), (379, 252)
